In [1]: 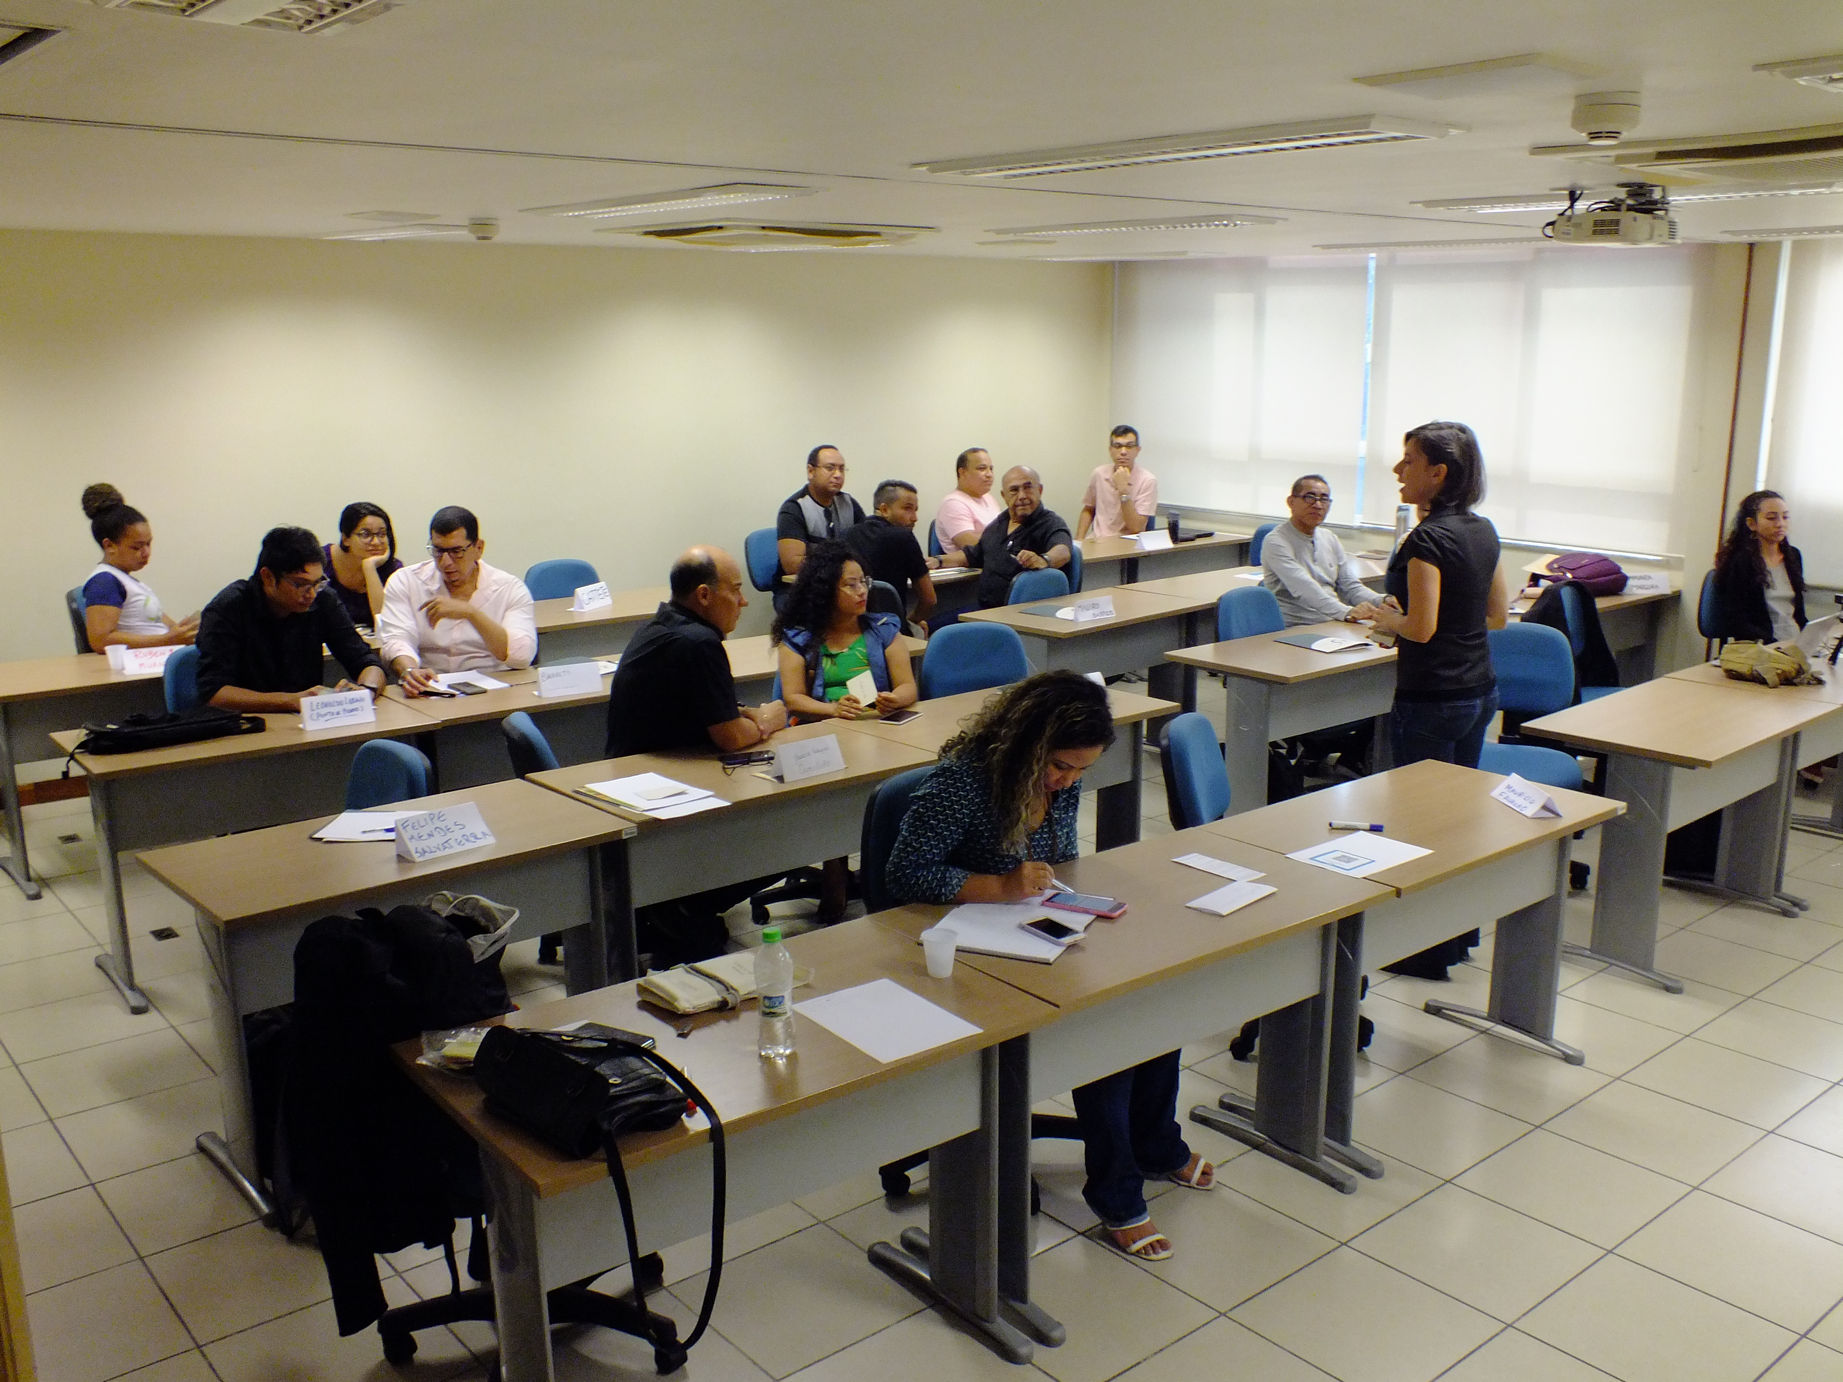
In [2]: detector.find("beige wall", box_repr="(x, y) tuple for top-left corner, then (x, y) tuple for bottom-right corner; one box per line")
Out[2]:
(1, 231), (1113, 658)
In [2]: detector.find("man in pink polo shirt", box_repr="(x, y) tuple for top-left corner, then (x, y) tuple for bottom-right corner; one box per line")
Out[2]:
(1076, 425), (1158, 539)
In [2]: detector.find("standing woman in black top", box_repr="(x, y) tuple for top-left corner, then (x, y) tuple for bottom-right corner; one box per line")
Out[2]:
(1711, 490), (1805, 645)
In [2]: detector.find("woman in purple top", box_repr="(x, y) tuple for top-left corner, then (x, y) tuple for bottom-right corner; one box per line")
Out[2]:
(321, 502), (402, 630)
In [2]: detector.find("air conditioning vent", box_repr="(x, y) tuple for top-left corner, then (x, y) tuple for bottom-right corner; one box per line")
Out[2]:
(611, 223), (931, 251)
(86, 0), (408, 35)
(1535, 122), (1843, 185)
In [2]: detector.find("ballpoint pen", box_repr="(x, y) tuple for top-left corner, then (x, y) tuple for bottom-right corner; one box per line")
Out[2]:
(1329, 820), (1385, 832)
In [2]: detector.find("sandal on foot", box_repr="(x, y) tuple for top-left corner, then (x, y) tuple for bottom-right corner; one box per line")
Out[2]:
(1107, 1221), (1173, 1261)
(1164, 1153), (1215, 1190)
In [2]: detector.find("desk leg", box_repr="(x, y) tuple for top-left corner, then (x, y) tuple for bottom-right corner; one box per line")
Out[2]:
(1190, 921), (1358, 1191)
(1791, 726), (1843, 841)
(600, 839), (639, 985)
(1568, 753), (1683, 992)
(87, 778), (150, 1014)
(0, 706), (41, 899)
(869, 1045), (1036, 1364)
(482, 1150), (555, 1382)
(1667, 738), (1804, 919)
(1094, 725), (1144, 851)
(1426, 844), (1585, 1064)
(563, 846), (612, 995)
(1221, 679), (1271, 815)
(194, 914), (276, 1221)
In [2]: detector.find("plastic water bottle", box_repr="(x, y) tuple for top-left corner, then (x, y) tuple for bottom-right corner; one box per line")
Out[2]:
(755, 926), (796, 1059)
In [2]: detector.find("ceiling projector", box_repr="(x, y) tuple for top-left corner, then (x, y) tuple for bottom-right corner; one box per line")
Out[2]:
(1546, 183), (1677, 246)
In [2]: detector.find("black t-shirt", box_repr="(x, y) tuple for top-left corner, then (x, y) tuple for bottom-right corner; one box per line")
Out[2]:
(775, 488), (865, 546)
(1385, 506), (1499, 701)
(195, 578), (383, 703)
(320, 543), (401, 630)
(604, 603), (741, 757)
(842, 515), (929, 606)
(965, 506), (1074, 608)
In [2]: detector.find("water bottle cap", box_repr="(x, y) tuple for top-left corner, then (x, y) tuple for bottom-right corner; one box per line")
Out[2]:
(760, 927), (782, 944)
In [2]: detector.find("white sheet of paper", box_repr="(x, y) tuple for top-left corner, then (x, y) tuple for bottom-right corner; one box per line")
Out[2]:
(300, 688), (376, 730)
(1621, 571), (1671, 595)
(571, 581), (613, 611)
(793, 978), (983, 1064)
(1287, 834), (1431, 878)
(844, 669), (879, 706)
(1136, 529), (1174, 552)
(537, 662), (603, 698)
(649, 796), (729, 820)
(1172, 853), (1265, 883)
(436, 670), (510, 692)
(312, 810), (420, 842)
(1231, 571), (1261, 581)
(395, 802), (496, 863)
(1491, 773), (1563, 819)
(583, 773), (710, 813)
(1186, 880), (1277, 916)
(934, 899), (1094, 963)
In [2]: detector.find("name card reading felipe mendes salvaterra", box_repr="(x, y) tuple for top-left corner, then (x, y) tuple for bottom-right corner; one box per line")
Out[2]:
(395, 802), (497, 863)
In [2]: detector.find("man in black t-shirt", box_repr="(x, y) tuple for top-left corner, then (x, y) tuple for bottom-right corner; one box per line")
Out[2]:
(940, 466), (1074, 607)
(774, 445), (865, 586)
(842, 479), (939, 627)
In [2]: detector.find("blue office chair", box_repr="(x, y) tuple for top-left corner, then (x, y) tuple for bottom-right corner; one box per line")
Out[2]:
(1249, 522), (1278, 567)
(1478, 741), (1583, 793)
(522, 559), (599, 601)
(744, 528), (780, 594)
(867, 580), (905, 621)
(163, 645), (202, 713)
(917, 623), (1030, 699)
(1489, 624), (1574, 740)
(1065, 543), (1083, 594)
(66, 588), (91, 654)
(1697, 570), (1722, 658)
(1217, 585), (1285, 641)
(502, 714), (565, 961)
(927, 522), (944, 558)
(1554, 585), (1621, 702)
(345, 739), (432, 810)
(1159, 712), (1230, 829)
(1007, 568), (1069, 605)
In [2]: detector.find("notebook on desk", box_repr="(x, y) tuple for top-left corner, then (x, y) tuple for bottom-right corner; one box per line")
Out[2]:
(1274, 631), (1380, 653)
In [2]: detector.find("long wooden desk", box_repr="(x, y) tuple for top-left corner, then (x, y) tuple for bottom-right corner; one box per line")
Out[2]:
(51, 697), (440, 1012)
(0, 653), (168, 898)
(1166, 621), (1397, 812)
(533, 587), (669, 662)
(958, 588), (1208, 710)
(404, 919), (1062, 1377)
(137, 778), (633, 1219)
(383, 665), (616, 788)
(1524, 676), (1841, 989)
(1077, 531), (1250, 588)
(1118, 564), (1265, 606)
(1200, 760), (1621, 1185)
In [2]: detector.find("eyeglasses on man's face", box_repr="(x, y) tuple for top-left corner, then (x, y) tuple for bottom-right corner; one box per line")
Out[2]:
(1294, 492), (1333, 507)
(429, 541), (477, 561)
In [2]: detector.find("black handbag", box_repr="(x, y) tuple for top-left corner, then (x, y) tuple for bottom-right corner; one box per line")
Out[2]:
(70, 706), (263, 757)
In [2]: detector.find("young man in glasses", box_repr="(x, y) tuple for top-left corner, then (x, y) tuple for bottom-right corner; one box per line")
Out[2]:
(379, 505), (538, 695)
(1262, 475), (1385, 626)
(196, 525), (386, 712)
(1076, 424), (1158, 540)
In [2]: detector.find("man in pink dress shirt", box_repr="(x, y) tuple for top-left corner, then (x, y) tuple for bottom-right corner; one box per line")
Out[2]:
(1076, 426), (1158, 540)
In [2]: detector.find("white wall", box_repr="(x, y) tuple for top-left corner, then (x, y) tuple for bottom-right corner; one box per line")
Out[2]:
(1, 231), (1113, 657)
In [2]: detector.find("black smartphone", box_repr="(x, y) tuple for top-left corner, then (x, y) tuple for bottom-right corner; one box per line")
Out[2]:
(1020, 916), (1082, 945)
(879, 709), (921, 726)
(418, 686), (459, 698)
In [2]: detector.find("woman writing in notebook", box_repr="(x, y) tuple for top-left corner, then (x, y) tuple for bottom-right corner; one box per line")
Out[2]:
(885, 672), (1213, 1263)
(77, 484), (198, 652)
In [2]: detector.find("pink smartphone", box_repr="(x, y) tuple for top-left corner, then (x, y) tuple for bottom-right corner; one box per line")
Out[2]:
(1044, 890), (1128, 918)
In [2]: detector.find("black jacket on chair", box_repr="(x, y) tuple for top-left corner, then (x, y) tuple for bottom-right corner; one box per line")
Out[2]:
(1711, 543), (1806, 644)
(1522, 581), (1619, 699)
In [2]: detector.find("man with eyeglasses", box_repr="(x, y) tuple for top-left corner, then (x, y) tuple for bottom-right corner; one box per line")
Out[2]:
(944, 465), (1074, 608)
(1076, 424), (1158, 540)
(1262, 474), (1385, 626)
(378, 505), (537, 695)
(775, 445), (865, 587)
(196, 525), (386, 712)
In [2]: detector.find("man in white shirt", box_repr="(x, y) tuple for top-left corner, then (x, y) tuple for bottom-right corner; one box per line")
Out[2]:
(379, 505), (538, 694)
(1076, 425), (1158, 539)
(1261, 474), (1385, 626)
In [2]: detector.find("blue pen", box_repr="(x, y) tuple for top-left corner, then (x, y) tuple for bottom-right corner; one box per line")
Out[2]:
(1329, 820), (1384, 832)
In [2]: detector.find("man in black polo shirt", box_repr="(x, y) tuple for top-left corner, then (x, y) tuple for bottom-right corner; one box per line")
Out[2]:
(774, 445), (864, 588)
(842, 479), (938, 627)
(942, 465), (1074, 608)
(196, 526), (386, 711)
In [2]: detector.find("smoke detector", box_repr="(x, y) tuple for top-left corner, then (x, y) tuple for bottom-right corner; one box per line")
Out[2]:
(1572, 93), (1641, 145)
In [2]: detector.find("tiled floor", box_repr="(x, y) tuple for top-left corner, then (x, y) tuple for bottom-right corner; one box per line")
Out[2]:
(5, 721), (1843, 1381)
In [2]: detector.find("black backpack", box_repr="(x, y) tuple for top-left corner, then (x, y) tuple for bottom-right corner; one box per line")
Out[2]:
(70, 706), (263, 758)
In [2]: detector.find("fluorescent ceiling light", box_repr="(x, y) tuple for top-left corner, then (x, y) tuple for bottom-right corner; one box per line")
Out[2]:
(918, 115), (1458, 178)
(523, 183), (817, 220)
(346, 209), (441, 224)
(1755, 55), (1843, 94)
(990, 213), (1282, 236)
(1724, 224), (1843, 238)
(976, 238), (1059, 246)
(1316, 237), (1545, 251)
(323, 223), (474, 241)
(1032, 251), (1195, 261)
(1418, 182), (1842, 213)
(1355, 54), (1595, 99)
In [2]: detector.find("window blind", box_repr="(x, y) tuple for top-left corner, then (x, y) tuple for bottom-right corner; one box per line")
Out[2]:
(1762, 240), (1843, 585)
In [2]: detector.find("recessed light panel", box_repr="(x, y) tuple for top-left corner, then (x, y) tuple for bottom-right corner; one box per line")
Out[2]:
(1316, 237), (1545, 251)
(523, 184), (817, 220)
(324, 224), (474, 241)
(990, 213), (1282, 236)
(1355, 54), (1596, 99)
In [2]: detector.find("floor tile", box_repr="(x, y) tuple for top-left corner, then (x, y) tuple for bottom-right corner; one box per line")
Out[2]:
(1759, 1340), (1843, 1382)
(781, 1309), (1037, 1382)
(173, 1017), (221, 1073)
(1784, 879), (1843, 931)
(109, 1352), (221, 1382)
(0, 883), (78, 927)
(205, 1292), (477, 1382)
(1549, 996), (1682, 1077)
(146, 1219), (332, 1343)
(3, 1119), (88, 1204)
(24, 1259), (194, 1382)
(1520, 1255), (1795, 1382)
(1703, 1135), (1843, 1245)
(1231, 1246), (1499, 1382)
(1777, 1083), (1843, 1157)
(1435, 1327), (1622, 1381)
(659, 1200), (819, 1285)
(669, 1224), (921, 1378)
(1403, 1036), (1611, 1126)
(1025, 1233), (1215, 1382)
(0, 944), (111, 1014)
(55, 1075), (221, 1181)
(1353, 992), (1478, 1074)
(1563, 969), (1742, 1035)
(13, 1184), (137, 1291)
(1545, 1081), (1762, 1185)
(1622, 1037), (1831, 1130)
(1116, 1184), (1337, 1311)
(1813, 1298), (1843, 1351)
(0, 1064), (45, 1131)
(1351, 1184), (1602, 1323)
(97, 1151), (261, 1255)
(1455, 1130), (1688, 1249)
(1756, 965), (1843, 1023)
(1694, 999), (1843, 1081)
(0, 985), (166, 1063)
(20, 1024), (212, 1118)
(1651, 930), (1803, 996)
(1215, 1143), (1441, 1242)
(553, 1296), (771, 1382)
(0, 909), (106, 965)
(793, 1172), (885, 1222)
(1110, 1316), (1336, 1382)
(1370, 961), (1493, 1017)
(1349, 1074), (1532, 1180)
(1688, 905), (1843, 962)
(1618, 1190), (1843, 1332)
(1170, 1064), (1258, 1166)
(140, 970), (211, 1028)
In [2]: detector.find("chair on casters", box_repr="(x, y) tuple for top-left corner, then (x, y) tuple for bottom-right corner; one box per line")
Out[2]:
(857, 767), (1082, 1201)
(1249, 522), (1278, 567)
(916, 624), (1030, 700)
(163, 645), (202, 713)
(503, 713), (568, 964)
(523, 558), (599, 601)
(345, 740), (432, 809)
(1006, 567), (1069, 605)
(66, 588), (91, 654)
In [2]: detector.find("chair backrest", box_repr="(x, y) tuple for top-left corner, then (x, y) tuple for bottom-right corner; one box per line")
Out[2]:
(522, 559), (599, 601)
(927, 522), (943, 558)
(1216, 586), (1285, 641)
(1697, 569), (1720, 642)
(917, 623), (1030, 699)
(858, 765), (935, 914)
(1249, 521), (1278, 567)
(1007, 567), (1069, 605)
(867, 580), (905, 620)
(501, 711), (560, 778)
(1160, 712), (1231, 828)
(1478, 741), (1582, 793)
(1488, 623), (1575, 717)
(66, 588), (91, 655)
(1554, 584), (1590, 658)
(1066, 543), (1084, 594)
(163, 645), (201, 713)
(345, 738), (432, 809)
(743, 528), (780, 593)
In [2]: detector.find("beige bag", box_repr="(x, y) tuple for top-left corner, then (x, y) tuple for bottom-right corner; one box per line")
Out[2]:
(1718, 640), (1821, 688)
(637, 950), (814, 1015)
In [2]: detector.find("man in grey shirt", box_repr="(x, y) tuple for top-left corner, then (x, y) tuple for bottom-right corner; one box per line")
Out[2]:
(1262, 474), (1385, 626)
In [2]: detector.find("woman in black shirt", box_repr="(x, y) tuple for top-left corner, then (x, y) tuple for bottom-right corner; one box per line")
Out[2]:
(321, 502), (403, 629)
(1711, 490), (1805, 645)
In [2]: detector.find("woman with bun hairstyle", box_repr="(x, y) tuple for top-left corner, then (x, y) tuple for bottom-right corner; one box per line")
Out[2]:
(322, 501), (402, 628)
(1711, 490), (1805, 645)
(78, 484), (197, 652)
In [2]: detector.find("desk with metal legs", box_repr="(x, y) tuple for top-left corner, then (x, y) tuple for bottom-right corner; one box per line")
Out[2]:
(402, 919), (1061, 1380)
(138, 779), (630, 1221)
(959, 590), (1208, 712)
(1077, 532), (1250, 590)
(384, 668), (616, 790)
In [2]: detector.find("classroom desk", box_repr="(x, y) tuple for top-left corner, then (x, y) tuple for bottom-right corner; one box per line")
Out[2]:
(838, 685), (1175, 850)
(1523, 677), (1840, 990)
(1200, 761), (1621, 1186)
(0, 653), (169, 898)
(384, 665), (615, 789)
(1077, 531), (1250, 588)
(403, 919), (1062, 1377)
(1166, 622), (1397, 812)
(1120, 565), (1266, 607)
(50, 697), (439, 1013)
(1509, 580), (1682, 685)
(533, 587), (669, 662)
(137, 778), (632, 1219)
(927, 565), (981, 623)
(959, 589), (1207, 710)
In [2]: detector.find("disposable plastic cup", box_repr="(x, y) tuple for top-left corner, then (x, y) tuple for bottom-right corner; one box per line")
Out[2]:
(920, 927), (957, 979)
